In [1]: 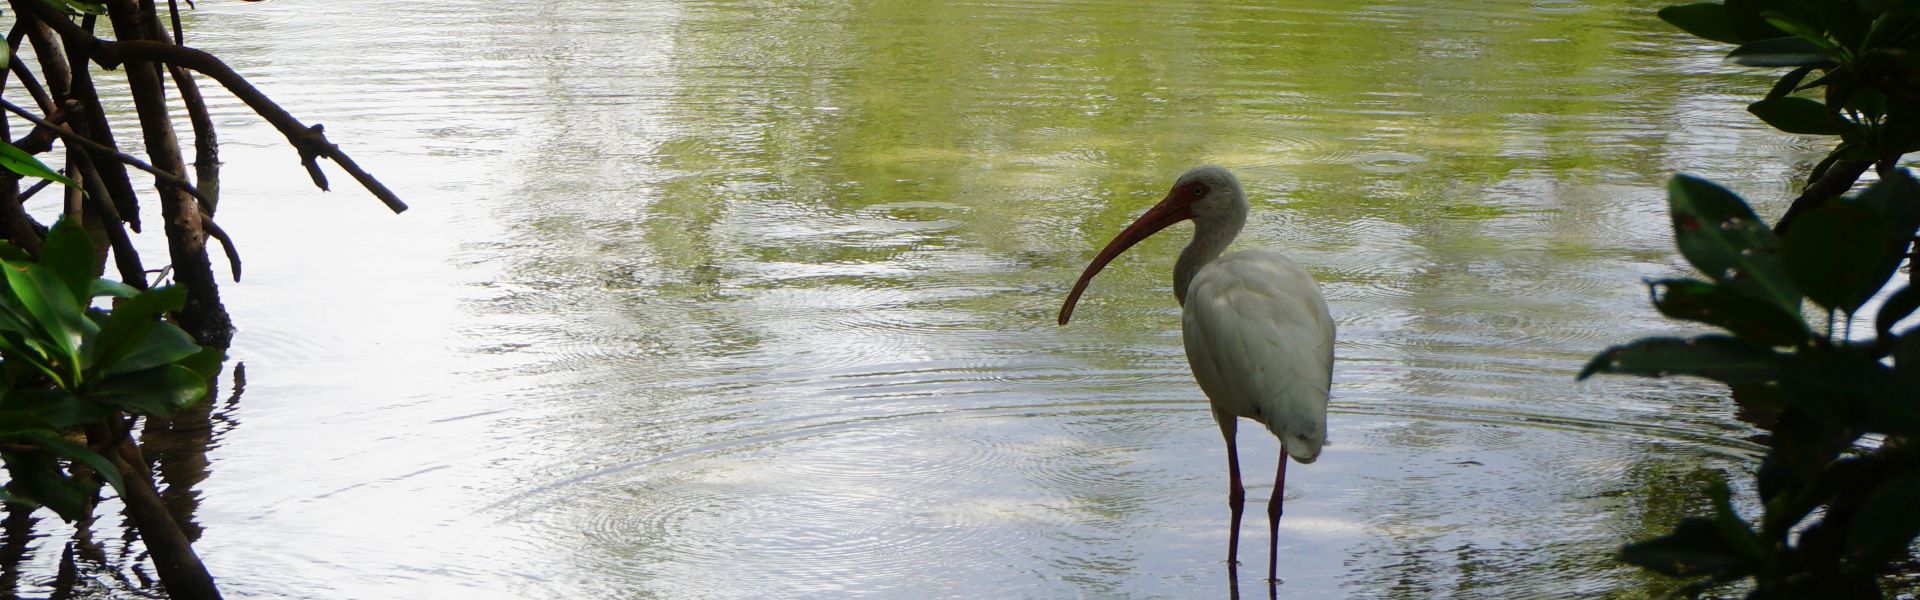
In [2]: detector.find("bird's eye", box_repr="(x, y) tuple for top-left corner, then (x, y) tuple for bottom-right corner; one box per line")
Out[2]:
(1190, 184), (1207, 198)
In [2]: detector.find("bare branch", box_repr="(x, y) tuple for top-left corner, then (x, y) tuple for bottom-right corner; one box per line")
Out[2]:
(16, 177), (53, 203)
(1774, 160), (1873, 236)
(202, 215), (239, 282)
(8, 60), (55, 116)
(91, 40), (408, 213)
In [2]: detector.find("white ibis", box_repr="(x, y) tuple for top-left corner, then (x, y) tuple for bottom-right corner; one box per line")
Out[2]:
(1058, 166), (1334, 583)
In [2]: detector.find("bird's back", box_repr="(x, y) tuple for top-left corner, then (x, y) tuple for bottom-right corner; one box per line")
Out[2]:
(1179, 249), (1334, 463)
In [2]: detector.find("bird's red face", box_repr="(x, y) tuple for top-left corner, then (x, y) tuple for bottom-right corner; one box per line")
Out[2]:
(1056, 180), (1209, 325)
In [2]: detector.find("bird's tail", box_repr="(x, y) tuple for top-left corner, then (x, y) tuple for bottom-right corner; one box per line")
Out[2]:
(1282, 429), (1325, 464)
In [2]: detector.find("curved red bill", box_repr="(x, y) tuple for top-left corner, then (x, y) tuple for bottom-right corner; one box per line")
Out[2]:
(1057, 193), (1195, 325)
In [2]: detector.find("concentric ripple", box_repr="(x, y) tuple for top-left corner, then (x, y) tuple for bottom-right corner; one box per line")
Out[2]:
(498, 401), (1762, 598)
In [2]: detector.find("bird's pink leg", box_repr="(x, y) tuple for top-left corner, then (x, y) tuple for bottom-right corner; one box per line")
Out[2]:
(1220, 417), (1244, 567)
(1267, 442), (1288, 584)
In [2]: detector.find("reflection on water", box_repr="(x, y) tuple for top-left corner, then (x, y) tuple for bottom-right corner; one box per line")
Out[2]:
(0, 0), (1880, 597)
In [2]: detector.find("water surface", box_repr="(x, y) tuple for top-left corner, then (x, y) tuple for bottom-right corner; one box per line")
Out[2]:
(0, 0), (1849, 597)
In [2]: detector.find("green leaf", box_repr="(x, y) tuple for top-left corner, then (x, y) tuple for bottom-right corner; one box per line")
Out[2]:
(1884, 96), (1920, 158)
(1725, 36), (1837, 66)
(1861, 9), (1920, 52)
(100, 324), (198, 377)
(0, 141), (77, 191)
(1825, 65), (1864, 117)
(1854, 169), (1920, 282)
(87, 364), (207, 415)
(1729, 381), (1788, 415)
(1660, 3), (1746, 44)
(1805, 142), (1871, 187)
(0, 388), (108, 429)
(1782, 198), (1894, 313)
(1781, 347), (1919, 432)
(1, 450), (95, 522)
(85, 285), (185, 375)
(1648, 278), (1810, 346)
(1747, 97), (1845, 135)
(1618, 517), (1756, 577)
(1761, 15), (1835, 50)
(0, 243), (27, 264)
(1846, 468), (1920, 563)
(0, 411), (57, 434)
(1, 261), (91, 385)
(0, 331), (66, 388)
(1895, 332), (1920, 388)
(1880, 285), (1920, 337)
(1820, 5), (1870, 49)
(16, 430), (122, 496)
(1666, 175), (1802, 316)
(87, 279), (138, 300)
(1723, 0), (1792, 41)
(174, 346), (224, 380)
(39, 218), (94, 307)
(1765, 66), (1816, 101)
(1704, 478), (1769, 566)
(1756, 408), (1853, 528)
(1578, 335), (1782, 384)
(0, 296), (48, 344)
(1851, 88), (1888, 121)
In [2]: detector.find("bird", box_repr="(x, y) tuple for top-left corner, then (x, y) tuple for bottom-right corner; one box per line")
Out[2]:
(1057, 165), (1334, 584)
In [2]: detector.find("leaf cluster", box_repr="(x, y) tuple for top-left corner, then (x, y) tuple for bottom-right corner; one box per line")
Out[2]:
(1582, 172), (1920, 597)
(1584, 4), (1920, 595)
(0, 219), (220, 521)
(1662, 0), (1920, 176)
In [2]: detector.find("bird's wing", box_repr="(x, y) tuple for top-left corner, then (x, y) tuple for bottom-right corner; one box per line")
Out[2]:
(1181, 250), (1335, 462)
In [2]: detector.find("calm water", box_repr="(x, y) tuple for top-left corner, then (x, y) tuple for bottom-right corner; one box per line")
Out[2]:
(0, 0), (1848, 598)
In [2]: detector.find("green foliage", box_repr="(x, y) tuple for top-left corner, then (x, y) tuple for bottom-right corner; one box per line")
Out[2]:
(1782, 172), (1919, 313)
(1646, 279), (1811, 346)
(0, 142), (77, 192)
(1585, 172), (1920, 596)
(1659, 4), (1748, 44)
(1600, 6), (1920, 593)
(0, 218), (221, 521)
(1659, 1), (1920, 170)
(1666, 175), (1802, 316)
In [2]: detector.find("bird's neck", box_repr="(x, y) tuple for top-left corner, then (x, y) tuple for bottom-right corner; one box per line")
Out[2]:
(1173, 213), (1244, 306)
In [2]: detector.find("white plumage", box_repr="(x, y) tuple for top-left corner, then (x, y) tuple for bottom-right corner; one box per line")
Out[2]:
(1183, 250), (1334, 464)
(1058, 166), (1334, 585)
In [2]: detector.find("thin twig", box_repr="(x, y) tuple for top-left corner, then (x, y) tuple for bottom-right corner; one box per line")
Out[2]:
(0, 97), (212, 207)
(8, 60), (54, 116)
(2, 20), (51, 115)
(66, 149), (149, 288)
(166, 0), (182, 46)
(1774, 159), (1872, 235)
(16, 177), (52, 203)
(202, 216), (238, 281)
(33, 7), (144, 233)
